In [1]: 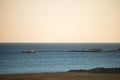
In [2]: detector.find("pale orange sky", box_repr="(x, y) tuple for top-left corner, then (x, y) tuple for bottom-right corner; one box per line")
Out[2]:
(0, 0), (120, 43)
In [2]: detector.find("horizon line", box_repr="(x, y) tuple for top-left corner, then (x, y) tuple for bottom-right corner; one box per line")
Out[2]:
(0, 42), (120, 43)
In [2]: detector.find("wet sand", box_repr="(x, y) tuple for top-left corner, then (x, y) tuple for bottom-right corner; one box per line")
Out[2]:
(0, 72), (120, 80)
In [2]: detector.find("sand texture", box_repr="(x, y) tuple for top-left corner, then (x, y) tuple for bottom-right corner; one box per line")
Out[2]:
(0, 72), (120, 80)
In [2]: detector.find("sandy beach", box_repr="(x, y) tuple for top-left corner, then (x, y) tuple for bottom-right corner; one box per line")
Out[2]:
(0, 72), (120, 80)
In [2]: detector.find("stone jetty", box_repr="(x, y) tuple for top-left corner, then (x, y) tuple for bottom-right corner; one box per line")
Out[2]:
(22, 48), (120, 53)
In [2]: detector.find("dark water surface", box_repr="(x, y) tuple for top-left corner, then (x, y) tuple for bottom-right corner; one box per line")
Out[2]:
(0, 43), (120, 74)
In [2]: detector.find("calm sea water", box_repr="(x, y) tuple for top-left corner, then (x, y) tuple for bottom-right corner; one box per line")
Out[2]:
(0, 43), (120, 74)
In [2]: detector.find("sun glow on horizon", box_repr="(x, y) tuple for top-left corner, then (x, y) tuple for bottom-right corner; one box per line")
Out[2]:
(0, 0), (120, 43)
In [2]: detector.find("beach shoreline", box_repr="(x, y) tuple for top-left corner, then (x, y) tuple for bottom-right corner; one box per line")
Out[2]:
(0, 72), (120, 80)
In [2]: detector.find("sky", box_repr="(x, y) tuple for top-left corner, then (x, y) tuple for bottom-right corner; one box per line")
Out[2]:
(0, 0), (120, 43)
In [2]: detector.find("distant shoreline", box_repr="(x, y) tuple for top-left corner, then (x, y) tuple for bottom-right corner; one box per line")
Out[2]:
(23, 48), (120, 53)
(68, 67), (120, 73)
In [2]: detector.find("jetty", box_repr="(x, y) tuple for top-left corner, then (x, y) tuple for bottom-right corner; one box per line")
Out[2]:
(22, 50), (36, 53)
(22, 48), (120, 53)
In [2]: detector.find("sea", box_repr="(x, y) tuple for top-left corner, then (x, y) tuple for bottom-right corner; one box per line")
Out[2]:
(0, 43), (120, 74)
